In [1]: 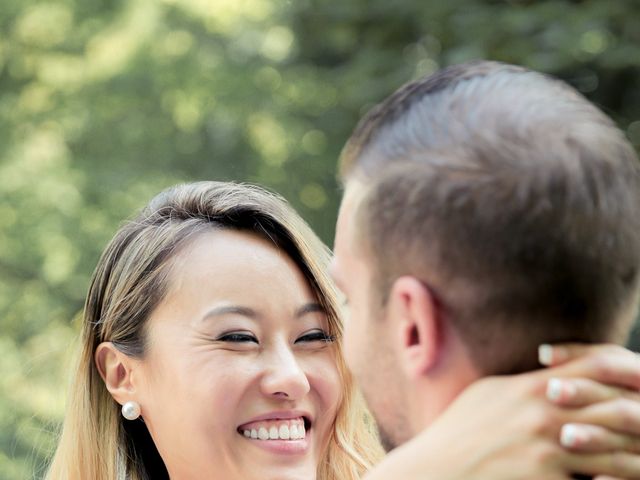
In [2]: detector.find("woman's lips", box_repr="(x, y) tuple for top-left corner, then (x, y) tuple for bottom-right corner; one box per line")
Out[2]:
(242, 436), (310, 455)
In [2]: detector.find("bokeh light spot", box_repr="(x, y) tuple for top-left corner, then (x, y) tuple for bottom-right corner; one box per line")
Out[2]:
(580, 30), (609, 55)
(302, 129), (327, 156)
(261, 26), (295, 62)
(300, 183), (327, 210)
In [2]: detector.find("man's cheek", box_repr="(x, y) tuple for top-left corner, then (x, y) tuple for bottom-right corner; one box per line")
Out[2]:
(341, 318), (359, 374)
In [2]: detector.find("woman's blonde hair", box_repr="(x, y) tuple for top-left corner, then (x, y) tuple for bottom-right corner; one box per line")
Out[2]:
(46, 181), (383, 480)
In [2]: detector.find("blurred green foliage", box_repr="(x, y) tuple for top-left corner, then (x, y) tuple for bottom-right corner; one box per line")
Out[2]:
(1, 0), (639, 477)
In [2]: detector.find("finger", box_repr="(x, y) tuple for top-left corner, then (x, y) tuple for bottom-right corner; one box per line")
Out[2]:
(560, 423), (640, 453)
(566, 451), (640, 479)
(571, 398), (640, 436)
(547, 378), (640, 407)
(537, 346), (640, 391)
(539, 344), (631, 366)
(540, 343), (637, 366)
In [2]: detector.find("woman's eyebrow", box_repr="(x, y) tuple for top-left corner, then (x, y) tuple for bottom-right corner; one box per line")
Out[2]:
(295, 303), (325, 318)
(201, 305), (259, 322)
(201, 303), (324, 322)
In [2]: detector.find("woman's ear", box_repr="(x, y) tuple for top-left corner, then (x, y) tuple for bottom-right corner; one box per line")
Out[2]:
(95, 342), (138, 405)
(387, 276), (442, 379)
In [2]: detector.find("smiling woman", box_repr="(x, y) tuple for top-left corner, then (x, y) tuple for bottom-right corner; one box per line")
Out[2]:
(45, 181), (383, 480)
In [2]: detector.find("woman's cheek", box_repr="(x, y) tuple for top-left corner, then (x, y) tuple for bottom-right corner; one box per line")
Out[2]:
(309, 350), (343, 415)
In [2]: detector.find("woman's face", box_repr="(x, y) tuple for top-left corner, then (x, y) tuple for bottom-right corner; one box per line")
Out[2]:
(131, 229), (342, 480)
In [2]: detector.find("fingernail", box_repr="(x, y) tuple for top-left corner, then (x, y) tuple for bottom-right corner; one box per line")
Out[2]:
(546, 379), (578, 403)
(539, 344), (554, 365)
(546, 378), (563, 401)
(560, 424), (589, 448)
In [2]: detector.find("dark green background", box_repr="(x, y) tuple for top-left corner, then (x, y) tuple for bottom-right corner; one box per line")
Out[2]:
(2, 0), (639, 477)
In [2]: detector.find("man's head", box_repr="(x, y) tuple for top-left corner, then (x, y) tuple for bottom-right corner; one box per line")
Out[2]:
(331, 61), (640, 450)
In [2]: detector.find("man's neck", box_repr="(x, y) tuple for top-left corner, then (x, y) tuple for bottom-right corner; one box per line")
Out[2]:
(410, 333), (481, 433)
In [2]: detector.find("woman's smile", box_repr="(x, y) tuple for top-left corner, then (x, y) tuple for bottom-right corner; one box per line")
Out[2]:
(237, 411), (312, 454)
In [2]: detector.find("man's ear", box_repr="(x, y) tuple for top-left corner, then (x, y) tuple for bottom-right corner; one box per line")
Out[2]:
(95, 342), (138, 405)
(387, 276), (442, 379)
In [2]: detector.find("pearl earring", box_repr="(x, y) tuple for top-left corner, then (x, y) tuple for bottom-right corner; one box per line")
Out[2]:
(121, 401), (141, 420)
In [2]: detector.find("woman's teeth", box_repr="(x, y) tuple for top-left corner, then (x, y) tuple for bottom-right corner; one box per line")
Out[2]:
(241, 420), (306, 440)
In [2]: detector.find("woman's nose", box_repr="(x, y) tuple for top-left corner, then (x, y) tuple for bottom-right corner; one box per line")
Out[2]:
(260, 345), (311, 400)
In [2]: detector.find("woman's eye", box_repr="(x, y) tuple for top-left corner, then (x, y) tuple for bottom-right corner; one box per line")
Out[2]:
(296, 330), (335, 344)
(217, 333), (258, 343)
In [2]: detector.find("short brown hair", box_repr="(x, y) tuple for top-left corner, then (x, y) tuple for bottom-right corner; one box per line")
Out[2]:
(340, 61), (640, 375)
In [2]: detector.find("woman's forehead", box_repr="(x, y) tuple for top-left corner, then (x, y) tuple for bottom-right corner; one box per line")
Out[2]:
(156, 229), (319, 319)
